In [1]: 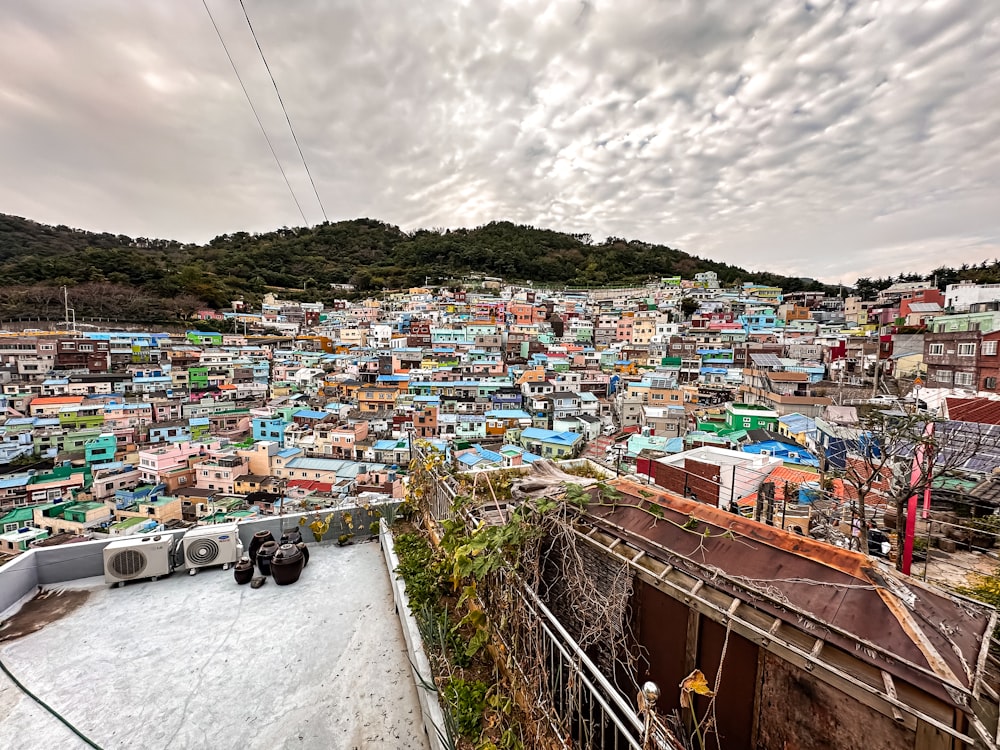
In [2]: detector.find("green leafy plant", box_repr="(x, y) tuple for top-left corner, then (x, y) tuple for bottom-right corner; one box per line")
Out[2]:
(394, 532), (447, 612)
(442, 677), (489, 740)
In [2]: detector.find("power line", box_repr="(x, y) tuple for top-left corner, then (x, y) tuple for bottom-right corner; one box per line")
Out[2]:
(237, 0), (329, 224)
(200, 0), (309, 226)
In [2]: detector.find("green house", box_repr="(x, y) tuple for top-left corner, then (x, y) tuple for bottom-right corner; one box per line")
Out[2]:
(58, 406), (105, 431)
(724, 403), (779, 432)
(188, 366), (209, 390)
(85, 433), (117, 466)
(0, 507), (37, 534)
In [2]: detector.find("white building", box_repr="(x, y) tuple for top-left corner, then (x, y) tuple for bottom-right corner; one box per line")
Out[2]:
(945, 282), (1000, 313)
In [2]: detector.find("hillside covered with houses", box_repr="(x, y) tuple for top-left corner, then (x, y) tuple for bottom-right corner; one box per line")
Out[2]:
(2, 274), (1000, 553)
(1, 273), (1000, 747)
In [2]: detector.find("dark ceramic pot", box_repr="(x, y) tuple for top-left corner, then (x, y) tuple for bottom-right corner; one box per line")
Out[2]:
(280, 527), (304, 546)
(256, 540), (279, 576)
(233, 557), (255, 585)
(270, 543), (305, 585)
(296, 542), (310, 567)
(248, 530), (275, 564)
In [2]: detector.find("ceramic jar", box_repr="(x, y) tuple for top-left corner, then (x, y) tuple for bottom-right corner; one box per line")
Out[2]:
(280, 527), (304, 546)
(233, 557), (255, 585)
(256, 540), (279, 576)
(270, 543), (305, 585)
(247, 530), (276, 564)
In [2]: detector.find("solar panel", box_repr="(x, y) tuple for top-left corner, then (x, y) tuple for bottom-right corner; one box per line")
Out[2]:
(749, 353), (783, 368)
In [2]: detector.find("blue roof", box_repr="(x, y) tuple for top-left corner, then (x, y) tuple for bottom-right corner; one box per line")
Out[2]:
(663, 437), (686, 453)
(476, 448), (504, 463)
(485, 409), (531, 419)
(0, 475), (30, 489)
(778, 413), (816, 432)
(277, 448), (300, 458)
(742, 441), (819, 467)
(374, 439), (407, 450)
(292, 409), (330, 420)
(520, 428), (582, 446)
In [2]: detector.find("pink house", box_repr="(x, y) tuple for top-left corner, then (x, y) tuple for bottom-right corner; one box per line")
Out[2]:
(104, 402), (154, 430)
(195, 450), (249, 494)
(315, 421), (369, 459)
(138, 440), (222, 484)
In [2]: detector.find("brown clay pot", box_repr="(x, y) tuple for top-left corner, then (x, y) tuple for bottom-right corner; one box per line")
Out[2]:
(248, 530), (275, 563)
(296, 542), (310, 567)
(256, 540), (279, 576)
(270, 543), (305, 585)
(233, 557), (255, 585)
(280, 527), (304, 546)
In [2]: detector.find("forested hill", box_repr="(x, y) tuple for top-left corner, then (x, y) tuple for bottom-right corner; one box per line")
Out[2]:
(0, 213), (827, 319)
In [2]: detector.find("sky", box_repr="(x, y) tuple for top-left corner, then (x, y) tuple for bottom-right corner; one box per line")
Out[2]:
(1, 0), (998, 284)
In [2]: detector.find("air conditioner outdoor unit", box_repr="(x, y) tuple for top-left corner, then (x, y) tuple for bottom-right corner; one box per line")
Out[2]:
(181, 523), (243, 575)
(104, 535), (174, 586)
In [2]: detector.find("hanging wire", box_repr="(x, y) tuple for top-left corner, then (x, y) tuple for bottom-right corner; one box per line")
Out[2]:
(201, 0), (310, 226)
(238, 0), (329, 223)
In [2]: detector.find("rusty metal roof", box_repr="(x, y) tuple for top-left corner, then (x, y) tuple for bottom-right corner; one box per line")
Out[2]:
(584, 479), (994, 711)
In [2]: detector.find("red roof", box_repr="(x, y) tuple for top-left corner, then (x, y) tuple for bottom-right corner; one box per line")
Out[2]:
(945, 397), (1000, 425)
(287, 480), (334, 493)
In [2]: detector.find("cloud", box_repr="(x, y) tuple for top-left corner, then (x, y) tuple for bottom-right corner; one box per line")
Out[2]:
(0, 0), (997, 283)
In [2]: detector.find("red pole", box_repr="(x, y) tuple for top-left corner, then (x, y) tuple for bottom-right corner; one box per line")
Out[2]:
(902, 489), (918, 575)
(902, 422), (933, 575)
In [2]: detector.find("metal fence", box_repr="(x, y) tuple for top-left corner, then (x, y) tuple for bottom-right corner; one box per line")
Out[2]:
(412, 444), (676, 750)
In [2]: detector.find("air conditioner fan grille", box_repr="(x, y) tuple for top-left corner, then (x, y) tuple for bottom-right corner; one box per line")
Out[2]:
(186, 538), (220, 565)
(111, 549), (147, 578)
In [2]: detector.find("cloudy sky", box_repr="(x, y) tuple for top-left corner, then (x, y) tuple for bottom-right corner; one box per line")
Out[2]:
(1, 0), (998, 283)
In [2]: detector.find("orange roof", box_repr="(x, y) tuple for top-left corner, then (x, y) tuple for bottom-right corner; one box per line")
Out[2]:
(738, 465), (844, 507)
(218, 384), (237, 390)
(30, 396), (84, 405)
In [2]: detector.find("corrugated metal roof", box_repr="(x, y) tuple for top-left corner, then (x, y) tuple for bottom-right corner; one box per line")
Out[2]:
(587, 479), (992, 711)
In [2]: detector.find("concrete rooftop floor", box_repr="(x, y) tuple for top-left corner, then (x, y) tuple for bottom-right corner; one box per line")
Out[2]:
(0, 541), (429, 750)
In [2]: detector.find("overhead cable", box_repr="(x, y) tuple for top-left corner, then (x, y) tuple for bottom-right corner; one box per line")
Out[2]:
(201, 0), (310, 226)
(238, 0), (330, 223)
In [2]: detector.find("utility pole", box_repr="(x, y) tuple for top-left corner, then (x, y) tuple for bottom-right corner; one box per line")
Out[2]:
(872, 339), (881, 398)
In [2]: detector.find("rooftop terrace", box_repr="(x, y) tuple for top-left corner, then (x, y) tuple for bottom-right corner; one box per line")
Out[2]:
(0, 539), (428, 750)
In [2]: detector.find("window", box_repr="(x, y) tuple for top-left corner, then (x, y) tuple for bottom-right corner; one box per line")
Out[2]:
(955, 372), (975, 387)
(985, 377), (997, 390)
(984, 341), (998, 356)
(933, 369), (953, 383)
(958, 343), (976, 356)
(928, 344), (944, 355)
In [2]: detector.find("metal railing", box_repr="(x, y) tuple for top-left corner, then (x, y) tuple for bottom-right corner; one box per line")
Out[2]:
(412, 444), (679, 750)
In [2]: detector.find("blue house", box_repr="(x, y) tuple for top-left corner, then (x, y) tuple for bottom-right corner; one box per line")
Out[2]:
(518, 428), (583, 459)
(253, 416), (287, 446)
(742, 439), (819, 467)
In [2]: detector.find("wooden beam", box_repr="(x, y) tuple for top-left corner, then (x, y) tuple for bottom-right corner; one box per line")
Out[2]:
(882, 670), (905, 723)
